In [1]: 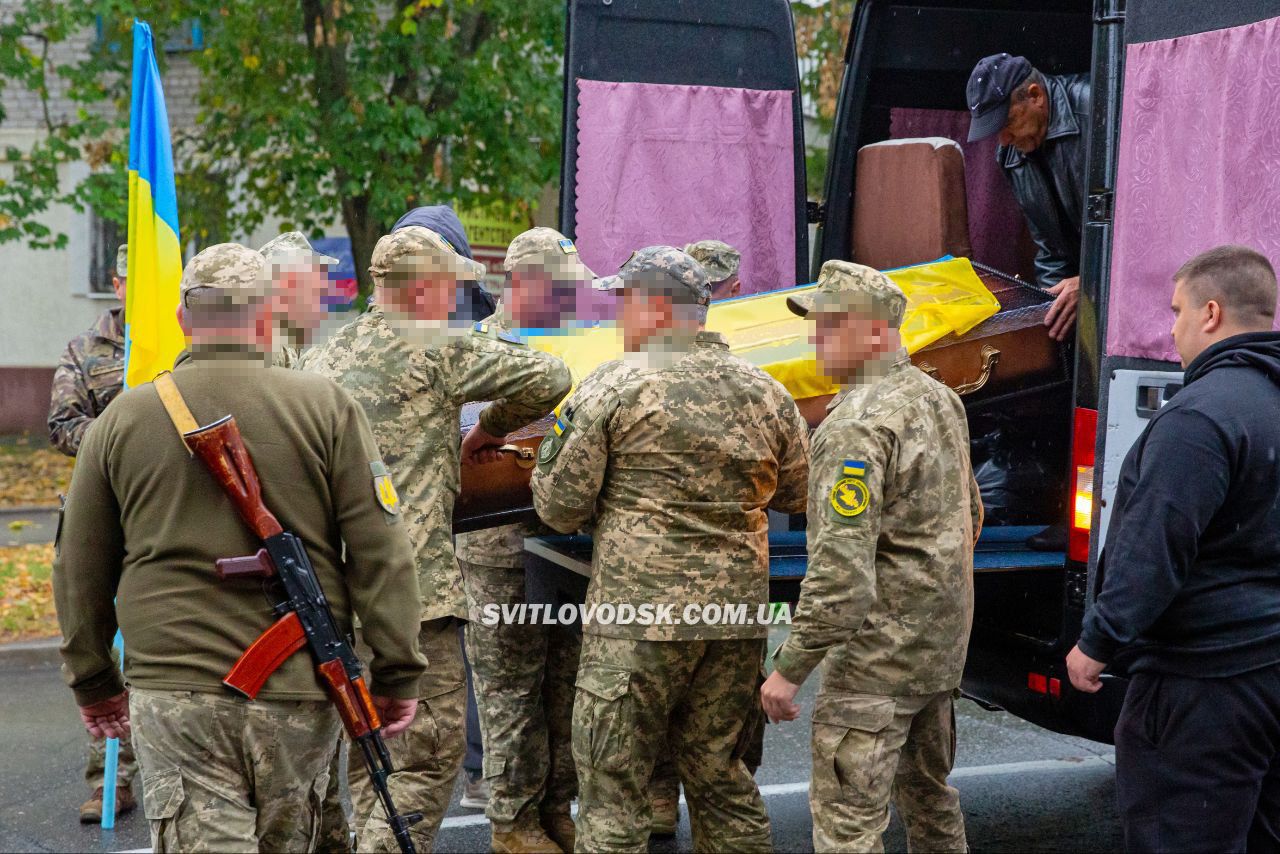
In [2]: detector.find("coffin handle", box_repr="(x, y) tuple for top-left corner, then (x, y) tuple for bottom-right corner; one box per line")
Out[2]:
(952, 345), (1001, 396)
(497, 444), (537, 469)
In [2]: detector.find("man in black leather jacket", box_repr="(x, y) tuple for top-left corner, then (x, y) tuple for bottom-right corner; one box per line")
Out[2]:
(967, 53), (1090, 342)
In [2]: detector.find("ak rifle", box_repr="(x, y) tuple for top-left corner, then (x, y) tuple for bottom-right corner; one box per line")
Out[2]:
(184, 414), (422, 854)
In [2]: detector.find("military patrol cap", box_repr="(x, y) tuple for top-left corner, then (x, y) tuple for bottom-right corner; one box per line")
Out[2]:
(683, 240), (740, 283)
(593, 245), (711, 306)
(115, 244), (128, 278)
(966, 53), (1034, 142)
(369, 225), (486, 284)
(504, 227), (596, 282)
(787, 260), (907, 326)
(259, 231), (339, 266)
(180, 243), (269, 306)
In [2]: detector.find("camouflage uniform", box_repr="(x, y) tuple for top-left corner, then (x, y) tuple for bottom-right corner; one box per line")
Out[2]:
(300, 226), (571, 852)
(532, 247), (810, 853)
(772, 261), (983, 854)
(453, 228), (593, 845)
(53, 243), (427, 853)
(48, 307), (125, 456)
(47, 245), (137, 806)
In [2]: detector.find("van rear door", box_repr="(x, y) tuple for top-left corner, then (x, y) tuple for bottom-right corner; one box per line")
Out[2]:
(559, 0), (809, 288)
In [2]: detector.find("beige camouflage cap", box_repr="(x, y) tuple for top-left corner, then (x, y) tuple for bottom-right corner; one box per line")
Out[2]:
(369, 225), (486, 284)
(683, 239), (740, 282)
(258, 231), (338, 266)
(504, 227), (596, 282)
(787, 260), (907, 326)
(115, 244), (128, 278)
(593, 245), (711, 306)
(179, 243), (269, 306)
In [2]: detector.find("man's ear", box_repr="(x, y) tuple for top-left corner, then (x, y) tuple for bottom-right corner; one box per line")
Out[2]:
(175, 301), (191, 336)
(1028, 82), (1046, 104)
(1203, 298), (1224, 333)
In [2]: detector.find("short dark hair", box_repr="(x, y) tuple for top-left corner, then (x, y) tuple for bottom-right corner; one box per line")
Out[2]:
(1175, 245), (1277, 325)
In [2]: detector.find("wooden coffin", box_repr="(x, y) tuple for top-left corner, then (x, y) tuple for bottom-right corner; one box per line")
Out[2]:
(454, 269), (1068, 527)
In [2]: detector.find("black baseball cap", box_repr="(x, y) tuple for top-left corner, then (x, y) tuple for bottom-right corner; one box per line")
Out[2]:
(966, 53), (1034, 142)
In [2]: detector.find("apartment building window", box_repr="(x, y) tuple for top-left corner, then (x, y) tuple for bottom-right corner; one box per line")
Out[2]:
(89, 211), (124, 294)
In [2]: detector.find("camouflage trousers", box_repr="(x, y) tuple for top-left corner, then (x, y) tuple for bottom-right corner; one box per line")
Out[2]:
(650, 640), (768, 806)
(810, 689), (966, 853)
(129, 688), (341, 853)
(573, 634), (772, 853)
(86, 731), (138, 790)
(348, 617), (466, 852)
(460, 560), (580, 831)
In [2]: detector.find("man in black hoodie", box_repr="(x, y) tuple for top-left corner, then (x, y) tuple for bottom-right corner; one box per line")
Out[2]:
(1068, 244), (1280, 851)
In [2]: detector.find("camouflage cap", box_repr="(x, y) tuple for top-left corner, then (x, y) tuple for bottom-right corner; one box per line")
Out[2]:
(258, 231), (338, 266)
(115, 244), (128, 278)
(683, 239), (740, 282)
(593, 245), (711, 306)
(179, 243), (269, 306)
(369, 225), (486, 284)
(787, 260), (907, 326)
(504, 227), (596, 282)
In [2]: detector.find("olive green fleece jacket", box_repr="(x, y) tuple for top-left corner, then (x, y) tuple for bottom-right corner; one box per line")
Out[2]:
(53, 353), (427, 706)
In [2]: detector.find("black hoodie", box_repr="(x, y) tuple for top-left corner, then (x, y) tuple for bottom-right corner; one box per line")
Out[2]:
(1079, 331), (1280, 677)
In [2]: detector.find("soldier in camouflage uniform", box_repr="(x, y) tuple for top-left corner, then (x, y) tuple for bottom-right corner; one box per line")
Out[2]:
(259, 231), (338, 369)
(454, 227), (594, 854)
(46, 243), (139, 823)
(648, 238), (751, 836)
(53, 243), (427, 853)
(531, 246), (810, 853)
(760, 261), (983, 854)
(49, 243), (129, 457)
(685, 239), (742, 301)
(300, 226), (571, 853)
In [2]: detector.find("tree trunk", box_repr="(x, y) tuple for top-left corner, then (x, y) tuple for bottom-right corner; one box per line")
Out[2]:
(341, 190), (381, 306)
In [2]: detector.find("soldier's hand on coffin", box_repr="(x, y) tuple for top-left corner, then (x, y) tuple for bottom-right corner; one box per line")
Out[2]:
(80, 690), (131, 739)
(372, 695), (419, 737)
(460, 422), (507, 465)
(1044, 275), (1080, 342)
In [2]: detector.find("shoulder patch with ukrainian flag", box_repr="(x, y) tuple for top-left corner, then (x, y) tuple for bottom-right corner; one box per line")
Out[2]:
(830, 459), (870, 519)
(473, 320), (526, 347)
(558, 238), (578, 255)
(537, 412), (574, 466)
(370, 460), (401, 517)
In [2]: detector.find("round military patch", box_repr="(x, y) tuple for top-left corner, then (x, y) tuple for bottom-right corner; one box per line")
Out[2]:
(537, 435), (560, 465)
(830, 477), (870, 517)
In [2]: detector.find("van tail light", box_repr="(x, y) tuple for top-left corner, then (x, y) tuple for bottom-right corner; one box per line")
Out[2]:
(1069, 408), (1098, 563)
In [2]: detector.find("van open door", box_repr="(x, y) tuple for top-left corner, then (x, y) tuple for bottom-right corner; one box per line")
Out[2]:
(559, 0), (809, 292)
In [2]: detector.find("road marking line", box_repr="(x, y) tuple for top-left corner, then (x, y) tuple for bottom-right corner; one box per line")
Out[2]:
(115, 754), (1117, 851)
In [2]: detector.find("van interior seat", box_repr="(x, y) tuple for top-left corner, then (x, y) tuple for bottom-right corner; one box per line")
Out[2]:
(852, 137), (972, 272)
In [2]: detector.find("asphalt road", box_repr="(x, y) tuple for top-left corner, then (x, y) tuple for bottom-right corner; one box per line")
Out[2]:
(0, 632), (1120, 854)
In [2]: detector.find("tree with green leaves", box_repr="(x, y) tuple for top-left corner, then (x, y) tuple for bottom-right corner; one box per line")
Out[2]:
(0, 0), (565, 299)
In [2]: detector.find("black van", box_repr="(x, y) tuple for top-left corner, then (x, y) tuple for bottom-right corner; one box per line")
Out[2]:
(552, 0), (1280, 743)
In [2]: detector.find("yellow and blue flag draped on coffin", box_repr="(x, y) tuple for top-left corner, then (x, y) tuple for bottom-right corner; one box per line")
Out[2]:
(523, 256), (1000, 402)
(123, 21), (185, 389)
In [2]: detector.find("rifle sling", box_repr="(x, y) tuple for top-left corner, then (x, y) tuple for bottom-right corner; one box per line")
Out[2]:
(153, 371), (199, 455)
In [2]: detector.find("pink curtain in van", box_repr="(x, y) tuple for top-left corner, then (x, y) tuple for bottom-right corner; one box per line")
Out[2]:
(1108, 16), (1280, 361)
(573, 79), (797, 314)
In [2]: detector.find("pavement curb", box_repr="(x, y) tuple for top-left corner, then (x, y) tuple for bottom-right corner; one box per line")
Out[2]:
(0, 506), (60, 515)
(0, 636), (61, 667)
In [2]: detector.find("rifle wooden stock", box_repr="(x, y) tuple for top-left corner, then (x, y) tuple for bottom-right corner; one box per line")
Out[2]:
(184, 416), (284, 540)
(215, 548), (276, 580)
(223, 611), (307, 699)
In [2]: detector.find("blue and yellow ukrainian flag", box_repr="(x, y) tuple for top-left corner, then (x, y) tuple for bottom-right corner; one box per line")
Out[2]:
(123, 21), (184, 389)
(843, 459), (867, 478)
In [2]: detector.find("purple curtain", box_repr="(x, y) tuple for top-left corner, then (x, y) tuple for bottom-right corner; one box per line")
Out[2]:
(1108, 16), (1280, 361)
(573, 78), (797, 316)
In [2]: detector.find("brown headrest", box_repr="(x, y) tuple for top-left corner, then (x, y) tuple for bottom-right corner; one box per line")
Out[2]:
(853, 138), (972, 271)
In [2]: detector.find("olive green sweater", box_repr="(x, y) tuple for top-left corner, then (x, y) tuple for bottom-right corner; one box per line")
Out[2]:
(54, 354), (426, 705)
